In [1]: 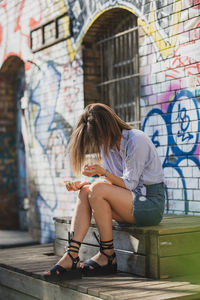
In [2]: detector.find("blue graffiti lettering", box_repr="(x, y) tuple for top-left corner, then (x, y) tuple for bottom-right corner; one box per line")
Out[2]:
(176, 103), (193, 142)
(152, 130), (160, 148)
(142, 89), (200, 214)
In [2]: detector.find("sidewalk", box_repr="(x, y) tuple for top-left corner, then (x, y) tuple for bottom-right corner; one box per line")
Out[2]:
(0, 230), (38, 249)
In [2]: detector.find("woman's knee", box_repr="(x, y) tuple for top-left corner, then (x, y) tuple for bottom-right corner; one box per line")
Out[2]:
(78, 184), (90, 201)
(88, 181), (107, 203)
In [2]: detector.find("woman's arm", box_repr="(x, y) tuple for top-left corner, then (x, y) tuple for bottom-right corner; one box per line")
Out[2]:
(103, 171), (126, 189)
(82, 164), (126, 189)
(64, 180), (91, 191)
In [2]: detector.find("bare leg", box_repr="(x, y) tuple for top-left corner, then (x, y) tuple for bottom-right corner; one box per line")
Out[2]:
(85, 181), (135, 268)
(44, 185), (91, 274)
(45, 181), (134, 273)
(70, 185), (92, 240)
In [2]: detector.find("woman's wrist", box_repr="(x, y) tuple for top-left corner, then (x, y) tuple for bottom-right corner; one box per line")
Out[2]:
(101, 169), (109, 177)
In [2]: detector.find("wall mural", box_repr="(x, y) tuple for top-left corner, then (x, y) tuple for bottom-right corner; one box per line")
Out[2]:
(65, 0), (180, 60)
(0, 0), (42, 67)
(64, 0), (200, 214)
(0, 0), (200, 240)
(26, 56), (83, 242)
(142, 90), (200, 214)
(27, 61), (69, 241)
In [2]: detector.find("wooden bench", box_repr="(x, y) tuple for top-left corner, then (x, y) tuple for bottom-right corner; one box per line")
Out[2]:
(54, 214), (200, 280)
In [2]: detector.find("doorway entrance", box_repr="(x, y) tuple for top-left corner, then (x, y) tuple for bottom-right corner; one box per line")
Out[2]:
(0, 56), (27, 230)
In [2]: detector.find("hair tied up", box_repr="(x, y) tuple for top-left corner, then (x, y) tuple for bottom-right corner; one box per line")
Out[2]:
(82, 117), (88, 125)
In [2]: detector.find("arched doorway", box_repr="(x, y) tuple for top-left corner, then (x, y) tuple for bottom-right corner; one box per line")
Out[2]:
(0, 56), (27, 229)
(83, 8), (140, 127)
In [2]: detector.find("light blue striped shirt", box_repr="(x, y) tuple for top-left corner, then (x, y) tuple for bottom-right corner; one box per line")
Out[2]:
(101, 129), (164, 195)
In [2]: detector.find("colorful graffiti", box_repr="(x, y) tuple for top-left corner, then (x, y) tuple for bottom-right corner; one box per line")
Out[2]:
(27, 59), (75, 241)
(0, 0), (42, 66)
(166, 42), (200, 93)
(29, 61), (62, 211)
(65, 0), (181, 60)
(0, 0), (199, 239)
(28, 0), (199, 223)
(138, 0), (181, 58)
(188, 0), (200, 8)
(143, 90), (200, 214)
(62, 59), (83, 112)
(139, 0), (200, 213)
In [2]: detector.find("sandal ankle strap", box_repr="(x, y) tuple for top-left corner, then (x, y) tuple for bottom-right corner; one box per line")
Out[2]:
(100, 239), (114, 251)
(65, 232), (81, 252)
(93, 232), (114, 249)
(64, 232), (81, 269)
(66, 250), (80, 269)
(68, 232), (81, 245)
(93, 232), (115, 263)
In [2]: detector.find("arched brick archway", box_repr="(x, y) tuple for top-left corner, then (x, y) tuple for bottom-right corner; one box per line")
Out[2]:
(82, 8), (140, 126)
(0, 56), (26, 229)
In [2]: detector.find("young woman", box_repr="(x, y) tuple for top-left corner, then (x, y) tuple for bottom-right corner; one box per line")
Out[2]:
(44, 103), (165, 281)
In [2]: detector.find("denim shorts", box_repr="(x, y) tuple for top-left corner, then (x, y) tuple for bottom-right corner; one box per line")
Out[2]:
(132, 182), (165, 226)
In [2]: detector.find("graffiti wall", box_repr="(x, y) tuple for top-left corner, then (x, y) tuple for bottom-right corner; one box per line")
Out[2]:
(139, 1), (200, 214)
(64, 0), (200, 215)
(0, 0), (42, 66)
(0, 0), (84, 240)
(24, 53), (84, 242)
(0, 0), (199, 240)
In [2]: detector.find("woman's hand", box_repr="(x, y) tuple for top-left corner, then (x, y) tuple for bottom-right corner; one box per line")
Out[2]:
(82, 164), (106, 177)
(64, 180), (90, 191)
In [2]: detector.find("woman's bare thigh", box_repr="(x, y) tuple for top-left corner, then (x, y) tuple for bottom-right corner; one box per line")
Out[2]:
(91, 182), (135, 224)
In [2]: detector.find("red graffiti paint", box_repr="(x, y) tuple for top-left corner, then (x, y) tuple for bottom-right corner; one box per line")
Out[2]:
(194, 22), (200, 39)
(14, 0), (26, 32)
(188, 0), (200, 8)
(166, 42), (200, 86)
(1, 0), (42, 68)
(14, 0), (42, 51)
(14, 0), (42, 31)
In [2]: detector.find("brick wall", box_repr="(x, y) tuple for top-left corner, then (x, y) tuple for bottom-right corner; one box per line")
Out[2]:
(0, 0), (199, 242)
(0, 73), (18, 229)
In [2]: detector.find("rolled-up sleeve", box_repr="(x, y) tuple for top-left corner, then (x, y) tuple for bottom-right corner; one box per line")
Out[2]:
(121, 137), (149, 191)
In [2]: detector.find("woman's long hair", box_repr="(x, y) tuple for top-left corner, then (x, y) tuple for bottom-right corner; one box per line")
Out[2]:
(68, 103), (132, 174)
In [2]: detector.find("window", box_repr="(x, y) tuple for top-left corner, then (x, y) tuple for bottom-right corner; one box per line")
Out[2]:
(83, 9), (140, 127)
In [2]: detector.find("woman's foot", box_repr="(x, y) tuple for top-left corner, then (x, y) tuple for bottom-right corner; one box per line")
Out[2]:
(43, 237), (82, 281)
(81, 249), (116, 269)
(44, 251), (81, 276)
(81, 237), (117, 276)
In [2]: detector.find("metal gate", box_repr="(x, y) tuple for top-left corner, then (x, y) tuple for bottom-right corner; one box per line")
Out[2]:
(96, 14), (140, 127)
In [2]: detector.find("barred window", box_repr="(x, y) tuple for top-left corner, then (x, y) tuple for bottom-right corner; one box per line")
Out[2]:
(83, 9), (140, 127)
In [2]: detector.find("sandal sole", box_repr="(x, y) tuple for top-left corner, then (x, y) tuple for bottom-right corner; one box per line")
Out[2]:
(43, 268), (82, 282)
(82, 264), (117, 277)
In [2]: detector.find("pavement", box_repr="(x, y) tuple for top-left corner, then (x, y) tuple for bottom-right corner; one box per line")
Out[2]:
(0, 230), (38, 249)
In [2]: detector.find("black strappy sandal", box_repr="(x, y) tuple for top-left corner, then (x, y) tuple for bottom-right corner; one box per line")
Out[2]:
(43, 232), (82, 282)
(82, 232), (117, 276)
